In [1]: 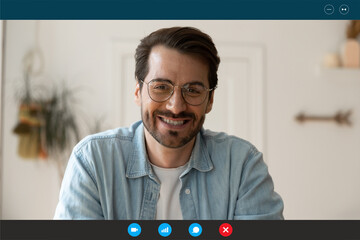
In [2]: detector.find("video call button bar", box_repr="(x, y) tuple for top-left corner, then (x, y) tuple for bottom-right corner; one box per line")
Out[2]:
(1, 220), (360, 240)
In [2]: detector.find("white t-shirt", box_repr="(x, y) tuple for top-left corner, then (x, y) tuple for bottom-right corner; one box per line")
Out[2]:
(151, 163), (188, 220)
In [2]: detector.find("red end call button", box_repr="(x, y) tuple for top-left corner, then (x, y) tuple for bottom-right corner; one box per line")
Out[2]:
(219, 223), (233, 237)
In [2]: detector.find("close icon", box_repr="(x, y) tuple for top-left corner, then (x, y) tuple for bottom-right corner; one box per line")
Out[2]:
(219, 223), (233, 237)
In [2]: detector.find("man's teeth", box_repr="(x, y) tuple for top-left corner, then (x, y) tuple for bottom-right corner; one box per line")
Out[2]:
(162, 118), (185, 125)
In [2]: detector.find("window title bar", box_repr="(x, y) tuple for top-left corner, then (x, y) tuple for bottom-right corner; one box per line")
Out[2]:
(1, 0), (359, 19)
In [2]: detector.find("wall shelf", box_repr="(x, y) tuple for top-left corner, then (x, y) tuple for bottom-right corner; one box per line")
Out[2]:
(315, 66), (360, 80)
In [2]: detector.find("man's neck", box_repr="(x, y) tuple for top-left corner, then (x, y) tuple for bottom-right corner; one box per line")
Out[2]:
(144, 129), (195, 168)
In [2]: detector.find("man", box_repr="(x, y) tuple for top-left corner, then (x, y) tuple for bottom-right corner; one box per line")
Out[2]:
(54, 27), (284, 220)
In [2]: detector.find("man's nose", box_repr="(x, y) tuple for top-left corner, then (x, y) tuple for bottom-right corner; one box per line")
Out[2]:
(166, 87), (187, 114)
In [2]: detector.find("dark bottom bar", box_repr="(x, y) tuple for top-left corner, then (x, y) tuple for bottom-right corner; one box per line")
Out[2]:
(1, 220), (360, 240)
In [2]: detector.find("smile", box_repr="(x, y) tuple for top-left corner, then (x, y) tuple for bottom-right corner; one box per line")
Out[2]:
(159, 117), (190, 127)
(162, 118), (184, 125)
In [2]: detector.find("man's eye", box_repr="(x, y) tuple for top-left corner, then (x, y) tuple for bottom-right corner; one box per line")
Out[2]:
(153, 84), (170, 90)
(186, 88), (201, 94)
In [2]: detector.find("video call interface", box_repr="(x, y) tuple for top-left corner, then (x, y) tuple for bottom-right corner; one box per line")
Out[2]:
(1, 0), (360, 240)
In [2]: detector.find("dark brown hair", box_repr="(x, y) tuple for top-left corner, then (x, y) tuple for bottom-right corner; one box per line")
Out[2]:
(135, 27), (220, 92)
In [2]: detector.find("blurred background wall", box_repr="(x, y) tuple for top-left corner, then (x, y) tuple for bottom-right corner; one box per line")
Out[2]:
(1, 20), (359, 219)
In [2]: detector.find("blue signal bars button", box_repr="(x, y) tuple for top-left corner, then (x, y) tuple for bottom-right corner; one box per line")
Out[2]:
(158, 223), (172, 237)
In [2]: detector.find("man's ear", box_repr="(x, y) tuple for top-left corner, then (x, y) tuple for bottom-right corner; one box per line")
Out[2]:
(134, 81), (141, 106)
(205, 91), (214, 114)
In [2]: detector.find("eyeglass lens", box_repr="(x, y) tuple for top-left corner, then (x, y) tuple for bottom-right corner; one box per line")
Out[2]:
(147, 79), (209, 106)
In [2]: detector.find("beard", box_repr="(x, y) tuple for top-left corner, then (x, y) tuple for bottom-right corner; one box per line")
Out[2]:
(141, 107), (205, 148)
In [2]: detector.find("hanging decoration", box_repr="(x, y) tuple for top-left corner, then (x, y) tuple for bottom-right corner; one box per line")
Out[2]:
(11, 21), (83, 180)
(11, 21), (103, 180)
(12, 48), (80, 161)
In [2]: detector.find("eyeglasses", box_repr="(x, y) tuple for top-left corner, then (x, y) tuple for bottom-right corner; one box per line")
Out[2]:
(140, 79), (215, 106)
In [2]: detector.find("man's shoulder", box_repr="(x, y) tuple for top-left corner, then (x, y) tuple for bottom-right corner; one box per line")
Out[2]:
(201, 128), (255, 148)
(200, 128), (259, 154)
(73, 121), (142, 152)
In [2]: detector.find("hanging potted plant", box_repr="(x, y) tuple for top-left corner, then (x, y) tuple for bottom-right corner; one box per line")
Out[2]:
(13, 49), (81, 179)
(341, 20), (360, 68)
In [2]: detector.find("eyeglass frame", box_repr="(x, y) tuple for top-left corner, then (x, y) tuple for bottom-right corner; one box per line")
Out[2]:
(139, 79), (216, 106)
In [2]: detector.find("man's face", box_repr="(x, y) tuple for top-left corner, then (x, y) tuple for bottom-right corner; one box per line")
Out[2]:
(135, 45), (214, 148)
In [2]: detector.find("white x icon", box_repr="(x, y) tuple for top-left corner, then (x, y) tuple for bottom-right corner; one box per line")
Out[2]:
(223, 227), (229, 233)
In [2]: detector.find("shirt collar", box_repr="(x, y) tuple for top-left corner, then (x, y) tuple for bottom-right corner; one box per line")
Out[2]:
(186, 128), (214, 173)
(126, 122), (213, 179)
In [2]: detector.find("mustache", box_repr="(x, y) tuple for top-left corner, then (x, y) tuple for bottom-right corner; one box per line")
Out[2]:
(154, 110), (195, 119)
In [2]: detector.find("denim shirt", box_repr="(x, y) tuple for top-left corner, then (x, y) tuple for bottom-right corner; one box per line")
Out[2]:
(54, 121), (284, 220)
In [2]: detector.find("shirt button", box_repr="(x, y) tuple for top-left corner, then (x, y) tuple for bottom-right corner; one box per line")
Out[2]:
(185, 189), (191, 194)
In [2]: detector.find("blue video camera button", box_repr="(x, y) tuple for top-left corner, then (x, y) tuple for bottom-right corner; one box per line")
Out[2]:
(128, 223), (141, 237)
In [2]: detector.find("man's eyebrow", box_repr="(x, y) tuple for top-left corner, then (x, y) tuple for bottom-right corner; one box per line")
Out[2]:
(151, 78), (172, 83)
(186, 81), (205, 87)
(151, 78), (206, 87)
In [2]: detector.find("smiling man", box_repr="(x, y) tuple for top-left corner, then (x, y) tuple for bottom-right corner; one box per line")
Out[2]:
(136, 44), (213, 168)
(54, 27), (284, 220)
